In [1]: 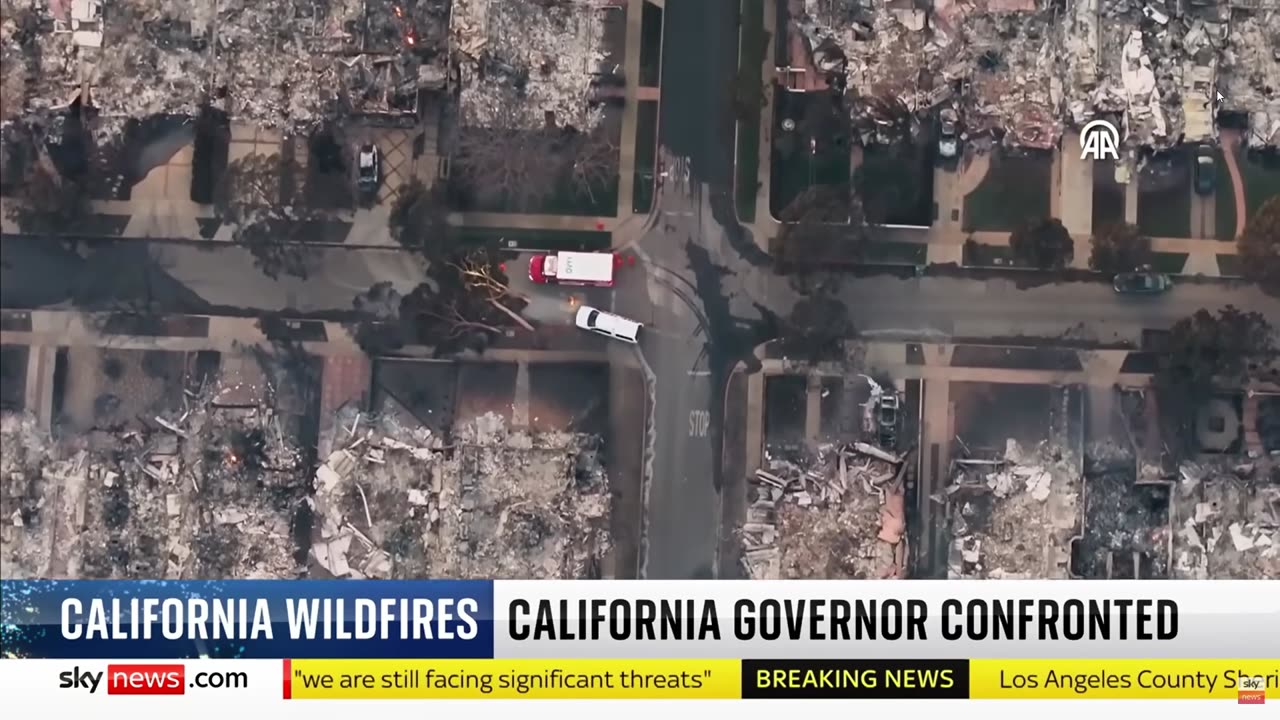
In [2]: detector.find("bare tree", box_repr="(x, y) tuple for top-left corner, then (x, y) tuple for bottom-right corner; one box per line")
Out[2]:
(215, 152), (319, 280)
(388, 248), (532, 354)
(452, 125), (564, 211)
(567, 127), (620, 206)
(451, 254), (534, 331)
(451, 105), (620, 212)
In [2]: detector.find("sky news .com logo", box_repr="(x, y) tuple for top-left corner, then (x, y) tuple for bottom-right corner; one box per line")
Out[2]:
(57, 665), (248, 695)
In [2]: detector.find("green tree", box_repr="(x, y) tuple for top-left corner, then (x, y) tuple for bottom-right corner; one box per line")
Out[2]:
(1009, 217), (1073, 270)
(1238, 196), (1280, 296)
(1155, 306), (1276, 449)
(774, 185), (866, 266)
(214, 152), (317, 280)
(1089, 222), (1152, 273)
(774, 292), (854, 364)
(388, 178), (452, 259)
(5, 161), (92, 236)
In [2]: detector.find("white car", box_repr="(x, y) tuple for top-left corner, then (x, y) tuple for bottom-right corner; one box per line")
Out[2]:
(575, 306), (641, 343)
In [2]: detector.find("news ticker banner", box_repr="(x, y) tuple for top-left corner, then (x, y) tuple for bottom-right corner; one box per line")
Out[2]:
(2, 579), (1278, 659)
(2, 658), (1275, 702)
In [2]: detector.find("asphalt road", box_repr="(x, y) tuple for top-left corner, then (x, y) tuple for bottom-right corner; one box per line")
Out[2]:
(833, 274), (1280, 346)
(622, 0), (1280, 581)
(7, 0), (1280, 586)
(614, 0), (747, 579)
(1, 235), (426, 314)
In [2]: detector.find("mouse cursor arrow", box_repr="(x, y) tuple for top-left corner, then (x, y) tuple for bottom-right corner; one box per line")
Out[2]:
(1216, 91), (1225, 105)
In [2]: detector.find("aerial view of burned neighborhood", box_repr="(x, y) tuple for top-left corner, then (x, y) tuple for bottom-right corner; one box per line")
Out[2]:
(0, 0), (1277, 584)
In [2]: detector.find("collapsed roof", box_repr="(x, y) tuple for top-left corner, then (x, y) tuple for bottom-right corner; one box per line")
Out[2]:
(742, 442), (909, 580)
(1, 373), (311, 579)
(944, 438), (1083, 579)
(450, 0), (607, 129)
(790, 0), (1064, 148)
(787, 0), (1280, 150)
(1173, 460), (1279, 579)
(1220, 6), (1280, 148)
(312, 406), (611, 579)
(0, 0), (450, 128)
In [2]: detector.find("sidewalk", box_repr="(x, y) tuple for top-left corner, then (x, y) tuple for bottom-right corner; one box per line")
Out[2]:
(743, 0), (780, 248)
(0, 309), (610, 364)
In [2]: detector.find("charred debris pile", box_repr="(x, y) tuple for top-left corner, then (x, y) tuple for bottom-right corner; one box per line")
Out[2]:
(785, 0), (1280, 152)
(311, 407), (611, 580)
(1, 377), (310, 579)
(742, 441), (911, 580)
(2, 395), (611, 581)
(943, 437), (1082, 579)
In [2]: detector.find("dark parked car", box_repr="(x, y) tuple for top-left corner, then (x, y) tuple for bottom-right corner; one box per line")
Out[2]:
(1113, 269), (1173, 295)
(1193, 146), (1216, 196)
(357, 144), (380, 198)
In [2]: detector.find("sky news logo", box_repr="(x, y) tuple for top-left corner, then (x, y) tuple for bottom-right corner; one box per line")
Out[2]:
(57, 665), (248, 695)
(59, 664), (184, 695)
(1238, 676), (1266, 705)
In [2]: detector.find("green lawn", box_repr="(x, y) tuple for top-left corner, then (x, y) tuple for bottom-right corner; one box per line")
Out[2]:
(861, 240), (927, 265)
(734, 0), (766, 222)
(1137, 185), (1192, 239)
(1239, 150), (1280, 220)
(639, 2), (663, 88)
(1215, 149), (1237, 240)
(735, 107), (761, 222)
(962, 241), (1014, 267)
(1091, 160), (1126, 233)
(1149, 251), (1190, 274)
(1214, 146), (1280, 240)
(1217, 254), (1243, 277)
(450, 172), (618, 217)
(769, 99), (852, 216)
(456, 228), (611, 252)
(632, 101), (658, 214)
(962, 153), (1051, 232)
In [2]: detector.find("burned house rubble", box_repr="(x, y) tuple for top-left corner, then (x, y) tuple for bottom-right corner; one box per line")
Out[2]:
(450, 0), (607, 130)
(784, 0), (1280, 151)
(1, 376), (310, 580)
(2, 386), (611, 580)
(741, 442), (910, 580)
(788, 0), (1066, 149)
(943, 438), (1082, 579)
(1172, 460), (1279, 579)
(0, 0), (450, 129)
(1221, 4), (1280, 148)
(1076, 441), (1174, 580)
(311, 407), (611, 579)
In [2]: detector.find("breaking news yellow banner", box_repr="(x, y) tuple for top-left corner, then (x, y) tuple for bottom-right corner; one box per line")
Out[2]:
(969, 659), (1276, 701)
(285, 658), (1276, 701)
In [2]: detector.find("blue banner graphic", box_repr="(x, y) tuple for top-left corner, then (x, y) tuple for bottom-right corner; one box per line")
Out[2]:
(1, 580), (494, 659)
